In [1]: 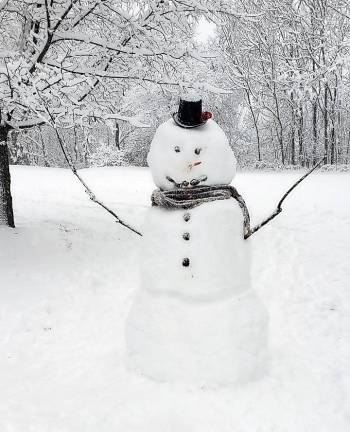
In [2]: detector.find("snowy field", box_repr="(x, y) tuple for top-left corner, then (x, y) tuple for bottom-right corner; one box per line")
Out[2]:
(1, 165), (349, 432)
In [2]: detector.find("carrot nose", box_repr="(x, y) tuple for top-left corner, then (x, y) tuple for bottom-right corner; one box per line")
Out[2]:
(188, 161), (201, 170)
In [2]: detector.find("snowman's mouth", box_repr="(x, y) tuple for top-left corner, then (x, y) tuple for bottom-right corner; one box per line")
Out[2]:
(166, 175), (207, 188)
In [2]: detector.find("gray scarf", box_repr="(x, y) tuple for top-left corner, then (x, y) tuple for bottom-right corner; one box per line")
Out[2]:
(151, 185), (251, 239)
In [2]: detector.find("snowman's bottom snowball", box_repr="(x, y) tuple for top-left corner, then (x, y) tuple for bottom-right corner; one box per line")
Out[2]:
(125, 290), (269, 386)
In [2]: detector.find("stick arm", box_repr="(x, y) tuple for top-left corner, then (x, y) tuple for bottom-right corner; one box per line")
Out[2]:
(244, 156), (325, 239)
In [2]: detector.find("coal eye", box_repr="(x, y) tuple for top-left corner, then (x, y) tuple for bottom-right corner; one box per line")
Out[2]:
(174, 146), (180, 153)
(194, 148), (201, 155)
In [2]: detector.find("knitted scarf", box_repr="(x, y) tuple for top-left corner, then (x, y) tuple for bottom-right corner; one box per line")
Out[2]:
(151, 185), (251, 239)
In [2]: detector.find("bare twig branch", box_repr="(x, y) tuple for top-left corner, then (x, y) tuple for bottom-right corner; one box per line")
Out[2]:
(43, 60), (183, 86)
(52, 0), (79, 32)
(44, 0), (51, 30)
(245, 155), (325, 239)
(52, 31), (187, 59)
(71, 0), (106, 28)
(44, 109), (142, 236)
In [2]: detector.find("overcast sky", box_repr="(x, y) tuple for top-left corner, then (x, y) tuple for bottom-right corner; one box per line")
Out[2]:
(195, 17), (216, 43)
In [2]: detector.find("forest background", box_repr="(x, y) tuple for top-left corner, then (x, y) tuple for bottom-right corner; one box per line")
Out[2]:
(1, 0), (350, 228)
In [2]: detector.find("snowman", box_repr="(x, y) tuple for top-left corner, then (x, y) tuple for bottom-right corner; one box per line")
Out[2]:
(125, 95), (268, 386)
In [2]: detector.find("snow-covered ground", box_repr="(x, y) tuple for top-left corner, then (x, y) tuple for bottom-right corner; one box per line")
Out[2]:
(1, 165), (349, 432)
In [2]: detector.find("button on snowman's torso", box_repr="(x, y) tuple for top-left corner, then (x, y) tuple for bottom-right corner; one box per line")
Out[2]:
(126, 117), (268, 386)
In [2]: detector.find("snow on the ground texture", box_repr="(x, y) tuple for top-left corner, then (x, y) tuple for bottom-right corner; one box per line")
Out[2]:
(1, 165), (349, 432)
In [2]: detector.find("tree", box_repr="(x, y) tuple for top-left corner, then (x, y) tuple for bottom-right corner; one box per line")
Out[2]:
(1, 0), (239, 227)
(218, 0), (350, 167)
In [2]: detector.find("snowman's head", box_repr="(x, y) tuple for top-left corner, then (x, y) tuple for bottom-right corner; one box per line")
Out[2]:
(147, 118), (237, 190)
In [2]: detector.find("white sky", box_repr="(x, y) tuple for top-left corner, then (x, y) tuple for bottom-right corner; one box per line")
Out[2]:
(195, 17), (217, 43)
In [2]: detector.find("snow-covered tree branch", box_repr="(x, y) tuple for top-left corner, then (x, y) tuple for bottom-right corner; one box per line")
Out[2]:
(0, 0), (234, 227)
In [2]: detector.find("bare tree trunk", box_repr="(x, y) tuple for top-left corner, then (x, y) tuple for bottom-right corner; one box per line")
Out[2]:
(324, 86), (329, 163)
(319, 1), (328, 164)
(290, 123), (295, 165)
(0, 125), (15, 227)
(330, 117), (335, 164)
(346, 131), (350, 164)
(297, 106), (304, 166)
(245, 90), (261, 161)
(290, 91), (296, 165)
(72, 113), (79, 163)
(312, 101), (317, 165)
(39, 127), (49, 167)
(278, 128), (285, 165)
(272, 88), (285, 165)
(329, 83), (337, 164)
(115, 122), (120, 150)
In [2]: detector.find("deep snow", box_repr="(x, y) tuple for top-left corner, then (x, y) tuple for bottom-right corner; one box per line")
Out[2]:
(1, 165), (349, 432)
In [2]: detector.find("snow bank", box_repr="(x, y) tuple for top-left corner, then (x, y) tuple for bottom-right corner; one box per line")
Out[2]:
(0, 166), (349, 431)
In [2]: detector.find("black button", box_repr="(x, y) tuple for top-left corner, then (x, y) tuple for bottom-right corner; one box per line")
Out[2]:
(183, 232), (190, 241)
(183, 213), (191, 222)
(182, 180), (189, 187)
(182, 258), (190, 267)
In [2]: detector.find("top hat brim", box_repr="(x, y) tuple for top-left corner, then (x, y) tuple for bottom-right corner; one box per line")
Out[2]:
(172, 112), (209, 129)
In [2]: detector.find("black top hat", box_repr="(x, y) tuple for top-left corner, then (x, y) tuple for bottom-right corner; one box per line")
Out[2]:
(172, 96), (212, 128)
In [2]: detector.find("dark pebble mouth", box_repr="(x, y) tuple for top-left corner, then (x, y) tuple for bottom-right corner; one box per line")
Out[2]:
(166, 175), (207, 188)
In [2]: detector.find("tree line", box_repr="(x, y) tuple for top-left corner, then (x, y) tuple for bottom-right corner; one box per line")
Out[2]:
(218, 0), (350, 167)
(1, 0), (350, 228)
